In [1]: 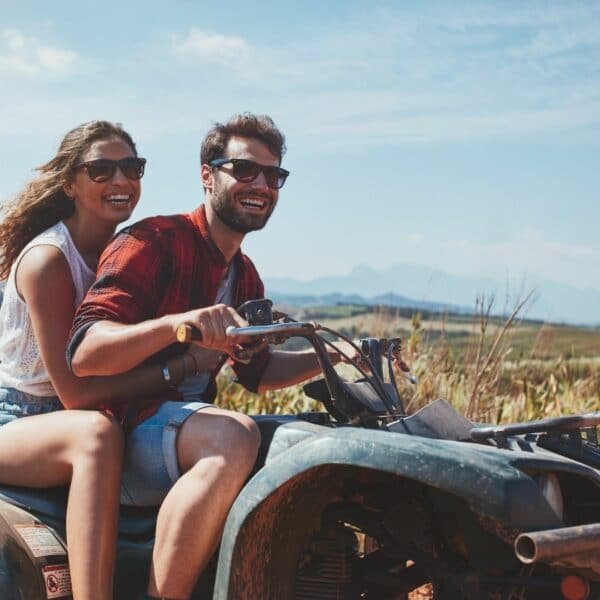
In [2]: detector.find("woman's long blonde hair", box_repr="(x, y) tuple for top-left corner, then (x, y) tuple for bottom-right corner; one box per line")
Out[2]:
(0, 121), (138, 280)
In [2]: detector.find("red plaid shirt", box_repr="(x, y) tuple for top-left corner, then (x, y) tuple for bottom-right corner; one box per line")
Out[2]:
(68, 204), (270, 429)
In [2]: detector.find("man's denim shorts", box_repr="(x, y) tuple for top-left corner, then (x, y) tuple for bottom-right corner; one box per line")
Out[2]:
(0, 387), (62, 426)
(120, 400), (213, 506)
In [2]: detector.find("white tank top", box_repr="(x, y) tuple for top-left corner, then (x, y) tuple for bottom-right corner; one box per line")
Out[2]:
(0, 221), (95, 396)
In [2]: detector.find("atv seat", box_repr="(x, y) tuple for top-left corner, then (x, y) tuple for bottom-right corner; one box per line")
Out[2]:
(0, 415), (325, 541)
(0, 484), (159, 538)
(0, 483), (69, 521)
(250, 414), (298, 474)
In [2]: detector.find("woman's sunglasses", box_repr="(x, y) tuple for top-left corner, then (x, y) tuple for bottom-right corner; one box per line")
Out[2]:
(76, 157), (147, 183)
(209, 158), (289, 189)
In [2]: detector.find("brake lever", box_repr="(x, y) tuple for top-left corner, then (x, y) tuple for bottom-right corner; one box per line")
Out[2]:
(360, 337), (417, 385)
(392, 353), (417, 385)
(229, 341), (266, 365)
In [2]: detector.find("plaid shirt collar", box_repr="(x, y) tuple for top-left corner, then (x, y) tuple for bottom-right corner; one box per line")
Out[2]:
(191, 203), (243, 270)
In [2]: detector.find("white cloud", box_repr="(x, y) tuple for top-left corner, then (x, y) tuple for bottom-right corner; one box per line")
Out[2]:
(171, 28), (251, 65)
(440, 229), (600, 290)
(508, 22), (600, 60)
(162, 3), (600, 144)
(407, 233), (424, 243)
(4, 4), (600, 148)
(282, 97), (600, 147)
(433, 2), (599, 32)
(0, 29), (78, 76)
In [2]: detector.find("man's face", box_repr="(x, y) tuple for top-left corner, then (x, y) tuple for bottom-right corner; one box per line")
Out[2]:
(204, 136), (280, 234)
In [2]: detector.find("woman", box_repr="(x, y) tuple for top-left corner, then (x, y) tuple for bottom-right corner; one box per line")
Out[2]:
(0, 121), (204, 600)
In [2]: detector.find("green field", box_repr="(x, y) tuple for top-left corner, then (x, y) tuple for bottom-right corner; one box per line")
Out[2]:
(298, 303), (600, 359)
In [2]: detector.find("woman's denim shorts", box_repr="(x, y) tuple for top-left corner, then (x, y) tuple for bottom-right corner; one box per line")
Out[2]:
(120, 400), (213, 506)
(0, 387), (62, 426)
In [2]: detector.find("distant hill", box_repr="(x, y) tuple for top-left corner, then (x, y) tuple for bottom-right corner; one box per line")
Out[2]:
(265, 264), (600, 326)
(268, 290), (473, 317)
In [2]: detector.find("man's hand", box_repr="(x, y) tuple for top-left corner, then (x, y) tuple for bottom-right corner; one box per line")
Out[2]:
(176, 304), (249, 355)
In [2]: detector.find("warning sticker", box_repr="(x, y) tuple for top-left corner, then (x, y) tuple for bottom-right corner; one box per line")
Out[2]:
(14, 524), (66, 557)
(42, 564), (72, 599)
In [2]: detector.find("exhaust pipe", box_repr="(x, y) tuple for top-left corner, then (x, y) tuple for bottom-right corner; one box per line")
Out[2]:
(515, 523), (600, 577)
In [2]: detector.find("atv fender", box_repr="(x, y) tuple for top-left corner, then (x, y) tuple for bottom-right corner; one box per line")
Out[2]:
(214, 422), (577, 600)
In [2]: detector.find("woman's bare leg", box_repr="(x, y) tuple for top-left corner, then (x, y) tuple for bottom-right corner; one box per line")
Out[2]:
(148, 407), (260, 599)
(0, 410), (124, 600)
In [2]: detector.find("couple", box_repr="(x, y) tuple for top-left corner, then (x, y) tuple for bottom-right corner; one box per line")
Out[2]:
(0, 115), (336, 599)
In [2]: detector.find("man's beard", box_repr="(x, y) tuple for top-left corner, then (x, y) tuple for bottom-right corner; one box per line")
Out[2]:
(211, 180), (275, 234)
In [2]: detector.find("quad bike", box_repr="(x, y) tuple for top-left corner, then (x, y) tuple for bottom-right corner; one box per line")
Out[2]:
(0, 299), (599, 599)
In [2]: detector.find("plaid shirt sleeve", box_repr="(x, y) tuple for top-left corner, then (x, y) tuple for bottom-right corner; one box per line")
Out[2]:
(67, 222), (164, 362)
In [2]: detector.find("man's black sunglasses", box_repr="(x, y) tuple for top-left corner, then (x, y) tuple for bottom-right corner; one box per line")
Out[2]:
(76, 157), (146, 183)
(209, 158), (289, 189)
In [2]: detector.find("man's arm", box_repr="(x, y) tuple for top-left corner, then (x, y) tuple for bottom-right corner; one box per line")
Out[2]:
(256, 348), (343, 393)
(71, 304), (248, 376)
(71, 317), (178, 376)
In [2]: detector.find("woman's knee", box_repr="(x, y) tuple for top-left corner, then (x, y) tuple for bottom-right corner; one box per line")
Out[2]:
(74, 412), (124, 462)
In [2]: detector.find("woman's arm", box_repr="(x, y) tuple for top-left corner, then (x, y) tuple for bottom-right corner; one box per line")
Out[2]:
(16, 245), (212, 409)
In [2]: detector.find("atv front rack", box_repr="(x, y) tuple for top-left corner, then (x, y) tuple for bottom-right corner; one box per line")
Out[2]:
(471, 413), (600, 466)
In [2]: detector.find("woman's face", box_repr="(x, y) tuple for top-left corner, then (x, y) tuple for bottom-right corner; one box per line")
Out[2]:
(65, 135), (141, 227)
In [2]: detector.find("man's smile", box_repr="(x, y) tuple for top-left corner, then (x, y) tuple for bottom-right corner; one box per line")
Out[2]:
(236, 193), (271, 211)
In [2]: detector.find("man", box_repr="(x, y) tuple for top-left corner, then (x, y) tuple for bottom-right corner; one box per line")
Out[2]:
(68, 113), (340, 599)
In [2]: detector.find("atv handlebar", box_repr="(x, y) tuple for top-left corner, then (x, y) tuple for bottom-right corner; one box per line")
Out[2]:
(225, 321), (319, 340)
(175, 321), (320, 345)
(175, 299), (413, 422)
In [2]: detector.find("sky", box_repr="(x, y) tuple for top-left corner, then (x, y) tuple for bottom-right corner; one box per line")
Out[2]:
(1, 1), (599, 310)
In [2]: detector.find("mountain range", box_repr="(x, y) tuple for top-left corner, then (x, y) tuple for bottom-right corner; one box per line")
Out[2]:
(264, 264), (600, 327)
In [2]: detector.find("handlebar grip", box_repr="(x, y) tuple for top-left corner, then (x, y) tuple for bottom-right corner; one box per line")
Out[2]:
(176, 324), (202, 343)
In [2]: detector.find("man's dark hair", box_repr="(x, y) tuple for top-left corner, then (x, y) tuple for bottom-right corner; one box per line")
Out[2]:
(201, 113), (286, 165)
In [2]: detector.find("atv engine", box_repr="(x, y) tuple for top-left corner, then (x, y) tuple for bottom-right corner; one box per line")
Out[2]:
(294, 526), (359, 599)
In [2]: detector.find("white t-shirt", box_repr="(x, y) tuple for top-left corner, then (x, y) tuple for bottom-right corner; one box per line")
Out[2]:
(0, 221), (95, 396)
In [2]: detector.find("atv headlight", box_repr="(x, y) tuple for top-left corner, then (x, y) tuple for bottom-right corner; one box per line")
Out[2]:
(533, 472), (564, 520)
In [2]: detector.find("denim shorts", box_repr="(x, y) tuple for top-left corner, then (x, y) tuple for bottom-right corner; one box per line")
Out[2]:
(120, 400), (213, 506)
(0, 387), (63, 426)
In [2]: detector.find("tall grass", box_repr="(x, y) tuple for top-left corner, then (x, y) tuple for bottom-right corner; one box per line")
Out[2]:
(397, 293), (599, 423)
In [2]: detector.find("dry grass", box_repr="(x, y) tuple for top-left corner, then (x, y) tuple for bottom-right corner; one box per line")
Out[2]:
(395, 293), (599, 423)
